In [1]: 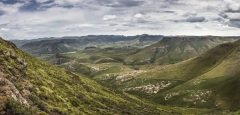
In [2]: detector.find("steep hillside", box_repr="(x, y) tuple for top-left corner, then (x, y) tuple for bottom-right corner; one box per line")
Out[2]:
(0, 37), (177, 115)
(125, 36), (237, 65)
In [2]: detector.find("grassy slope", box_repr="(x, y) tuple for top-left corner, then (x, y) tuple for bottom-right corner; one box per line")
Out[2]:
(128, 40), (240, 111)
(89, 40), (240, 112)
(0, 37), (180, 115)
(63, 47), (138, 63)
(156, 40), (240, 110)
(138, 41), (237, 80)
(125, 37), (237, 65)
(93, 41), (237, 90)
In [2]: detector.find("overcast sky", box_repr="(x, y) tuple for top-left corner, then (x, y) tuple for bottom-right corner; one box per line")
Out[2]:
(0, 0), (240, 39)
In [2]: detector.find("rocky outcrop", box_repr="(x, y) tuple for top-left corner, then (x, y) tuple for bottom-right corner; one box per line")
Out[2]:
(115, 71), (144, 82)
(164, 90), (212, 105)
(0, 40), (30, 109)
(0, 72), (29, 107)
(126, 81), (177, 94)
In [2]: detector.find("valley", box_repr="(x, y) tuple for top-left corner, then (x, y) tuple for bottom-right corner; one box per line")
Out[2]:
(2, 0), (240, 114)
(9, 35), (240, 114)
(0, 37), (177, 114)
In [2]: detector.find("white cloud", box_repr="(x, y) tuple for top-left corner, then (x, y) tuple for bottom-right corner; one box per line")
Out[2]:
(134, 13), (144, 18)
(0, 2), (23, 14)
(54, 0), (84, 5)
(0, 28), (9, 31)
(224, 0), (240, 10)
(35, 0), (51, 3)
(0, 0), (240, 40)
(77, 23), (94, 28)
(102, 15), (117, 21)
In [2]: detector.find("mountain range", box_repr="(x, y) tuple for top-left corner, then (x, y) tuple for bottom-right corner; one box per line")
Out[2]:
(4, 35), (240, 114)
(12, 35), (163, 55)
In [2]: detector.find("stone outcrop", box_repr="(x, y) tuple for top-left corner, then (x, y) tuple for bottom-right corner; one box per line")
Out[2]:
(0, 72), (29, 107)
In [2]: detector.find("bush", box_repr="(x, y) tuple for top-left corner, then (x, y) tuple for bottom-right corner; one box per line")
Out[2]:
(4, 98), (36, 115)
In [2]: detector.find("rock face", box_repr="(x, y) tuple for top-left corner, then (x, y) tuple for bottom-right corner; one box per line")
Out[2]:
(0, 74), (29, 106)
(0, 40), (31, 110)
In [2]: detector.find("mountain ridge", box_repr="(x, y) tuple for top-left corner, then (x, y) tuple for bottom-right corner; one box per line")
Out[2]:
(125, 36), (238, 65)
(12, 35), (163, 55)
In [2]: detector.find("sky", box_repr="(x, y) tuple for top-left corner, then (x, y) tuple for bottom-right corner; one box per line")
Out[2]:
(0, 0), (240, 40)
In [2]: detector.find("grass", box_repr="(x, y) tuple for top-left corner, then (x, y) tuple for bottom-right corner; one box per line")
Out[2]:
(7, 36), (240, 114)
(125, 37), (237, 65)
(142, 41), (240, 110)
(89, 40), (240, 112)
(1, 38), (171, 114)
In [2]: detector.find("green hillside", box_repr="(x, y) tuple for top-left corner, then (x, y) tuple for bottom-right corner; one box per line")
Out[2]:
(0, 37), (181, 115)
(151, 40), (240, 110)
(125, 36), (237, 65)
(87, 39), (240, 112)
(118, 40), (240, 111)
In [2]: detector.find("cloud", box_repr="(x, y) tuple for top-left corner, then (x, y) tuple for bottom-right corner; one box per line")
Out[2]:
(228, 19), (240, 28)
(225, 8), (240, 13)
(224, 0), (240, 13)
(219, 12), (229, 19)
(0, 28), (9, 31)
(0, 0), (25, 4)
(218, 0), (240, 28)
(134, 13), (144, 18)
(96, 0), (145, 8)
(77, 23), (94, 28)
(0, 10), (5, 16)
(174, 13), (207, 23)
(35, 0), (53, 4)
(186, 16), (207, 23)
(0, 0), (240, 40)
(102, 15), (117, 21)
(115, 0), (144, 7)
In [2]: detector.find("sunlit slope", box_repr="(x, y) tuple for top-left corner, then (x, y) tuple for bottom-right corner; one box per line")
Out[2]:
(125, 36), (237, 65)
(91, 39), (240, 111)
(0, 37), (174, 115)
(127, 40), (240, 111)
(93, 41), (237, 89)
(152, 40), (240, 110)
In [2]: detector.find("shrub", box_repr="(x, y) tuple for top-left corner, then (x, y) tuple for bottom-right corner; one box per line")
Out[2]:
(4, 98), (36, 115)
